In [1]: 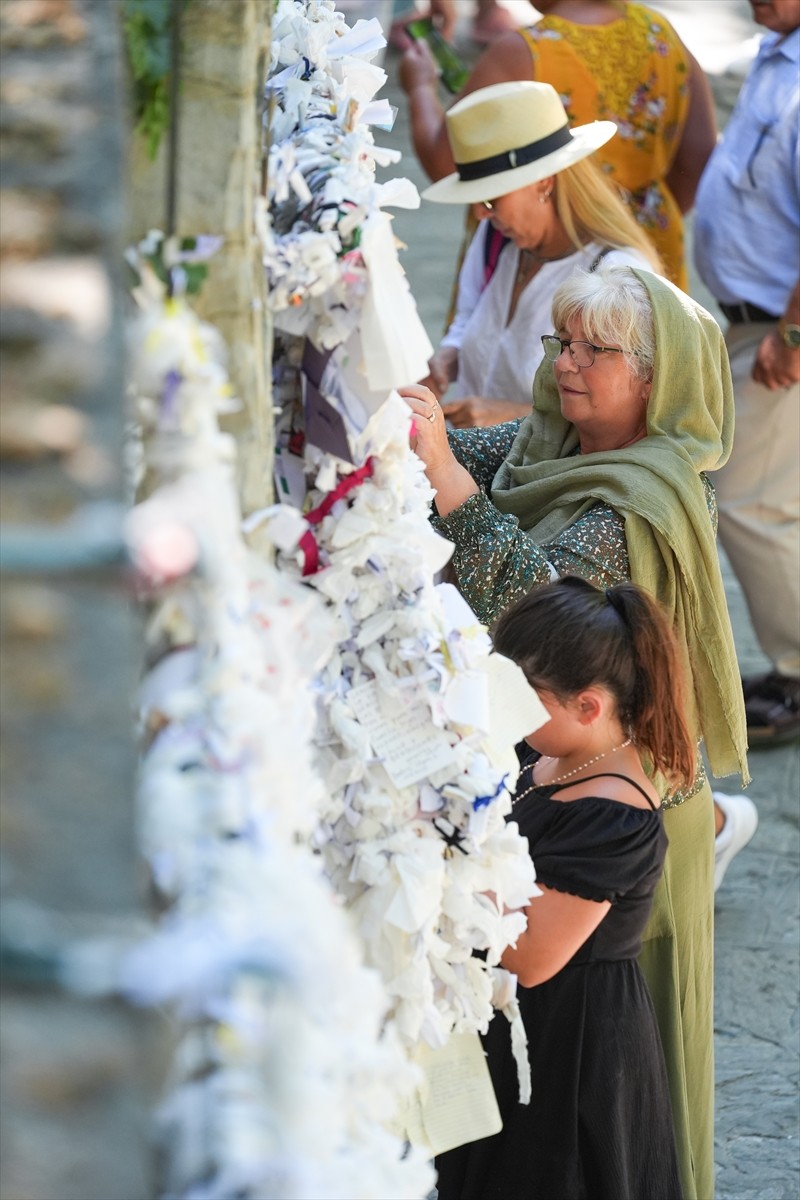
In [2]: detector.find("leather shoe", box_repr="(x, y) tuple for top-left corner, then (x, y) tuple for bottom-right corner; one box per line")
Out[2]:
(742, 670), (800, 747)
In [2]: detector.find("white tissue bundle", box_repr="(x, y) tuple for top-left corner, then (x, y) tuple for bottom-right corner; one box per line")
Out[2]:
(124, 260), (434, 1199)
(262, 0), (429, 368)
(262, 0), (544, 1070)
(263, 2), (543, 1087)
(269, 396), (541, 1053)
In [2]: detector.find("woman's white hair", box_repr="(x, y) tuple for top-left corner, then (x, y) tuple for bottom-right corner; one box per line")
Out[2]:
(551, 264), (656, 380)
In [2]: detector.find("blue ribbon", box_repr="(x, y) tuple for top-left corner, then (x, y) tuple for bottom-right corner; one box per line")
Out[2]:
(473, 774), (509, 810)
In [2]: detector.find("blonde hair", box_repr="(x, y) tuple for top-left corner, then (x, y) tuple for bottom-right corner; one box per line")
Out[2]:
(551, 263), (656, 381)
(553, 155), (663, 274)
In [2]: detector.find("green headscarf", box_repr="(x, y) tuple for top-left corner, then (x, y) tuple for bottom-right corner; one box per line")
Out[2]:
(492, 268), (748, 783)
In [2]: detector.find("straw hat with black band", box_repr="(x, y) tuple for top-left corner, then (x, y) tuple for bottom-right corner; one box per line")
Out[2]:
(423, 81), (618, 206)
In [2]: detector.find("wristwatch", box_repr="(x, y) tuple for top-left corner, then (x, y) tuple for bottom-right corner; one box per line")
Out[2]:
(779, 322), (800, 349)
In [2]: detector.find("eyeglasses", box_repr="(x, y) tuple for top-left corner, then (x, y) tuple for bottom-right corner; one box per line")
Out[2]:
(541, 335), (626, 369)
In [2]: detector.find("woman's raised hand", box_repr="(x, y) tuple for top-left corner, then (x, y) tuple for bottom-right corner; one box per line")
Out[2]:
(400, 383), (453, 470)
(399, 383), (479, 518)
(398, 38), (440, 94)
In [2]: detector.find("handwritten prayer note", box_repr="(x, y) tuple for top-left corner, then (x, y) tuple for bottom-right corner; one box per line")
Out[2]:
(347, 679), (458, 788)
(411, 1032), (503, 1156)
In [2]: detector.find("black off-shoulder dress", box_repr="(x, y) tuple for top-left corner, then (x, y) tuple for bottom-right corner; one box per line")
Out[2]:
(435, 766), (683, 1200)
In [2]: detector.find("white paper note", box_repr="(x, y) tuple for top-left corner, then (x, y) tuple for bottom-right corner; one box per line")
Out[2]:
(358, 212), (434, 390)
(481, 652), (550, 746)
(442, 669), (491, 732)
(347, 679), (457, 788)
(410, 1032), (503, 1156)
(325, 18), (386, 61)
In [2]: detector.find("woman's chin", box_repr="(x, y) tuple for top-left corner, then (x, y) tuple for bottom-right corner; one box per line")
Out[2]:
(558, 397), (582, 425)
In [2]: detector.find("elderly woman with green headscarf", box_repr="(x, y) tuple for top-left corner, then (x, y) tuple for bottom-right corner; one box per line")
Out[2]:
(402, 263), (749, 1200)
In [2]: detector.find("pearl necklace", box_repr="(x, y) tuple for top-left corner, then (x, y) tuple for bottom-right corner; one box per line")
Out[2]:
(513, 738), (633, 805)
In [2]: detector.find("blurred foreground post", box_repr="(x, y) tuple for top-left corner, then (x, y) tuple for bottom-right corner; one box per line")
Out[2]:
(0, 1), (151, 1197)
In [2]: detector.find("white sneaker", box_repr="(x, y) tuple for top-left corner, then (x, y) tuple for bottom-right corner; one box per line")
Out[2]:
(713, 791), (759, 892)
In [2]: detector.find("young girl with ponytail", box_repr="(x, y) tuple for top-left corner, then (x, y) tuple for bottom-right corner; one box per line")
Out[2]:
(435, 576), (690, 1200)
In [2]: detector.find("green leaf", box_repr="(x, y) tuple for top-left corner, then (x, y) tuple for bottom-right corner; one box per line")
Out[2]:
(182, 263), (209, 296)
(146, 254), (170, 286)
(122, 0), (193, 160)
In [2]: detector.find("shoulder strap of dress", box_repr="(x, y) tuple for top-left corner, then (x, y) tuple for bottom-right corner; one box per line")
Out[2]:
(551, 772), (659, 809)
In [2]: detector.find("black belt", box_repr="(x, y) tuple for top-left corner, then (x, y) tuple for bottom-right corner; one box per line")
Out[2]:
(718, 300), (779, 324)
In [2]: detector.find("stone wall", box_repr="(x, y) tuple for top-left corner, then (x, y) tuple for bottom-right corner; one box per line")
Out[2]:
(127, 0), (274, 519)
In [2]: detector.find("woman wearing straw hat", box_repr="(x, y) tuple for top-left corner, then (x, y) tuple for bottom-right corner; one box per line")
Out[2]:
(419, 81), (661, 429)
(402, 259), (749, 1200)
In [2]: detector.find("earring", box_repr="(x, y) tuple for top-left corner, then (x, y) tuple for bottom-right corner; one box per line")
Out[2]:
(539, 190), (551, 205)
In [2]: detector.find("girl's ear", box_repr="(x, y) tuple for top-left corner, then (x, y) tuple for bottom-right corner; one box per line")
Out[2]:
(575, 687), (605, 727)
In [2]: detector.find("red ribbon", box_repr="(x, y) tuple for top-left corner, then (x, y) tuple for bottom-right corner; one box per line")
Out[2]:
(299, 530), (320, 576)
(300, 456), (375, 576)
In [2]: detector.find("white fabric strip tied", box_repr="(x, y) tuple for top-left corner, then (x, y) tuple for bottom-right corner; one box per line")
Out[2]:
(505, 998), (532, 1104)
(492, 965), (532, 1104)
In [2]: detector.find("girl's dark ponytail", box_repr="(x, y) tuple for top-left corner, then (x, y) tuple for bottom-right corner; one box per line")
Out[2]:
(602, 582), (696, 785)
(492, 577), (696, 787)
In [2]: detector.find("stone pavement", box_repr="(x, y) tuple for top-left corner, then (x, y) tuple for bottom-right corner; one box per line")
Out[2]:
(379, 5), (800, 1195)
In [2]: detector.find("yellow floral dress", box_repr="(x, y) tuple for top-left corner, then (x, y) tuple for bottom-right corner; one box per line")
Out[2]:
(520, 3), (690, 289)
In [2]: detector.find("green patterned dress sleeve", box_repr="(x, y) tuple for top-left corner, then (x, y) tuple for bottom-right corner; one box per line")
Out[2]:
(434, 495), (629, 625)
(434, 424), (628, 623)
(436, 432), (719, 628)
(446, 422), (521, 489)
